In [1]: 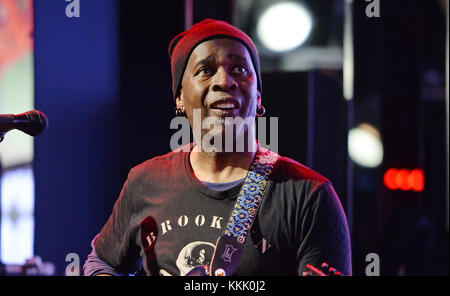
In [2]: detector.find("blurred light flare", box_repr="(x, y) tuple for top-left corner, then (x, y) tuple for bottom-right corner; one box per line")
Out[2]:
(348, 123), (384, 168)
(256, 1), (313, 52)
(383, 168), (425, 192)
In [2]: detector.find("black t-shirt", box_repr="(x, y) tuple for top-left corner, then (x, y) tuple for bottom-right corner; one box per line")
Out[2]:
(94, 148), (352, 276)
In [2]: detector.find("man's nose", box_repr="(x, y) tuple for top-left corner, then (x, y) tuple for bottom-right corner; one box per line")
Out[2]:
(211, 68), (237, 92)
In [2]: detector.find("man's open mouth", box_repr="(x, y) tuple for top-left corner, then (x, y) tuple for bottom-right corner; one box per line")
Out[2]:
(210, 99), (240, 110)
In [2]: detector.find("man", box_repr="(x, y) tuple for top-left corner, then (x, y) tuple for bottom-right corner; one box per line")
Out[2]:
(83, 19), (351, 276)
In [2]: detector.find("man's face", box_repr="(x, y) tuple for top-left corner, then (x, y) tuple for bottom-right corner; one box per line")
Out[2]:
(176, 38), (260, 142)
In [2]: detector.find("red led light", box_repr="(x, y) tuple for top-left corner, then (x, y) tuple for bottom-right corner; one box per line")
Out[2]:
(409, 169), (425, 192)
(383, 168), (425, 192)
(397, 169), (411, 191)
(383, 168), (398, 190)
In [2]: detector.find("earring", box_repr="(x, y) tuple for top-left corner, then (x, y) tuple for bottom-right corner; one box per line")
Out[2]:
(256, 105), (266, 117)
(175, 107), (185, 116)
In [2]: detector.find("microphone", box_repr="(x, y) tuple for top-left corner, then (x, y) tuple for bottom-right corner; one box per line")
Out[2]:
(0, 110), (49, 141)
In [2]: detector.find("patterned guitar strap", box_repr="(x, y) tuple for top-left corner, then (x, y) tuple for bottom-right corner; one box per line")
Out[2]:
(205, 146), (280, 276)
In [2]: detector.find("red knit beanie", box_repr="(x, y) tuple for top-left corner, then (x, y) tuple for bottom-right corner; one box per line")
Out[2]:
(168, 19), (262, 100)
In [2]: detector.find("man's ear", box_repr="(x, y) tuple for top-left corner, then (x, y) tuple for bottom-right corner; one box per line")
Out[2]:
(256, 91), (262, 106)
(175, 91), (184, 110)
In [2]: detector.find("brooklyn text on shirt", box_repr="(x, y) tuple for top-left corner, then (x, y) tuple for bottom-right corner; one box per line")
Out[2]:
(143, 214), (272, 254)
(150, 214), (225, 237)
(170, 109), (279, 153)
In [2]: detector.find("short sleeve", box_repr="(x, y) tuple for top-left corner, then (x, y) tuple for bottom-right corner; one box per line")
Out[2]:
(93, 174), (142, 274)
(296, 181), (352, 276)
(83, 235), (125, 276)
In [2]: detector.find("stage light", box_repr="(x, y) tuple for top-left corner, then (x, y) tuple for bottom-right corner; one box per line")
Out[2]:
(383, 168), (425, 192)
(396, 169), (411, 191)
(256, 1), (313, 52)
(383, 168), (398, 190)
(408, 169), (425, 192)
(348, 123), (384, 168)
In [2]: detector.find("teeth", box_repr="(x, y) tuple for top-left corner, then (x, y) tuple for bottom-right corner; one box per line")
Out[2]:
(213, 102), (236, 109)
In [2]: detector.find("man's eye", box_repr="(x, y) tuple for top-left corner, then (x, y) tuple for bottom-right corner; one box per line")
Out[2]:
(233, 65), (247, 74)
(198, 67), (213, 75)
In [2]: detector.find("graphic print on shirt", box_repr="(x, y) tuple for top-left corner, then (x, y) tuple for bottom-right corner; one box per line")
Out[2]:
(141, 214), (226, 276)
(140, 211), (280, 275)
(174, 241), (215, 276)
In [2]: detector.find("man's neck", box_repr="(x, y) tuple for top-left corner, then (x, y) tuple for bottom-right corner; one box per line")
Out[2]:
(190, 145), (257, 183)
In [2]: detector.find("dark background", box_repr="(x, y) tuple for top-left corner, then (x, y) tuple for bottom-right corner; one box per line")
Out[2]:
(31, 0), (448, 275)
